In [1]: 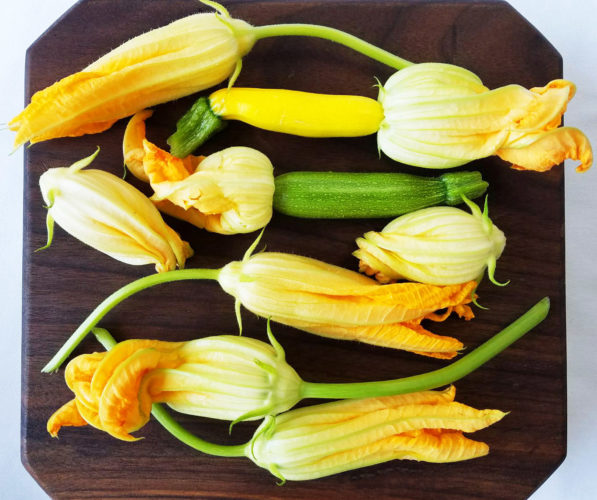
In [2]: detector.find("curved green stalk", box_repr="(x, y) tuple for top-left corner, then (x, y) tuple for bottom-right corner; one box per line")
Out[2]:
(42, 268), (221, 373)
(250, 23), (413, 70)
(300, 297), (550, 399)
(151, 404), (248, 458)
(93, 327), (247, 458)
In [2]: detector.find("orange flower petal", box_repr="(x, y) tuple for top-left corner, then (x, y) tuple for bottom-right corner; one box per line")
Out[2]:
(142, 139), (202, 182)
(301, 320), (464, 358)
(47, 399), (88, 437)
(122, 109), (154, 182)
(497, 126), (593, 172)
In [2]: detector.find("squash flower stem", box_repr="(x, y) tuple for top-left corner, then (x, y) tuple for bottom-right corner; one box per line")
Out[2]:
(93, 328), (247, 457)
(41, 268), (221, 373)
(250, 23), (413, 70)
(300, 297), (550, 399)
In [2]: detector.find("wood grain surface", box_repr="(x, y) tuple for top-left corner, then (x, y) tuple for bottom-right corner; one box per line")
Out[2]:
(22, 0), (565, 498)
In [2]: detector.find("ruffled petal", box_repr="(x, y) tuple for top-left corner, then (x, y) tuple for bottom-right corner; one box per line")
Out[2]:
(498, 126), (593, 172)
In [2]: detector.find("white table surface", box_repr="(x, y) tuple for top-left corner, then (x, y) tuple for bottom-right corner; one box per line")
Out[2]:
(1, 1), (595, 498)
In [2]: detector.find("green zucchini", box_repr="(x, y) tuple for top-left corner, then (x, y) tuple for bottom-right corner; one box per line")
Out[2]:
(273, 170), (488, 218)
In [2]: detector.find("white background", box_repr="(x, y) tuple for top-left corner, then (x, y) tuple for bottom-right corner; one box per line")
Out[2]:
(1, 1), (595, 498)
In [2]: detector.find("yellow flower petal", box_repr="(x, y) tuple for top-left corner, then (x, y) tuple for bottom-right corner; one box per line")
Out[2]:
(354, 202), (506, 286)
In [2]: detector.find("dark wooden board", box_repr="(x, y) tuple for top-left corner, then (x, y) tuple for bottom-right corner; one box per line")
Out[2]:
(22, 0), (565, 498)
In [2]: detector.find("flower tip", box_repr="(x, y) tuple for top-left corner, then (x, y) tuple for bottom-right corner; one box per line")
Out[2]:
(68, 146), (101, 172)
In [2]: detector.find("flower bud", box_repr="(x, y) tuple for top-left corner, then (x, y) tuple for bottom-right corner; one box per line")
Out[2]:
(39, 149), (192, 273)
(48, 333), (302, 441)
(248, 386), (506, 482)
(377, 63), (592, 172)
(355, 197), (506, 286)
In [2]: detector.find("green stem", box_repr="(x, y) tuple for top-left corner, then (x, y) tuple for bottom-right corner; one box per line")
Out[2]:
(92, 327), (248, 458)
(92, 327), (118, 350)
(151, 404), (248, 458)
(251, 23), (413, 70)
(300, 297), (550, 399)
(42, 268), (221, 373)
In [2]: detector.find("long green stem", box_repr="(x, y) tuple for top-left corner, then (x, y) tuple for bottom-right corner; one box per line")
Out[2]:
(300, 297), (550, 399)
(251, 23), (413, 70)
(42, 268), (221, 373)
(92, 327), (248, 458)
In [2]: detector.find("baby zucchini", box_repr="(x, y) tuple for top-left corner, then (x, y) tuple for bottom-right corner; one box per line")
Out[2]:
(273, 170), (488, 218)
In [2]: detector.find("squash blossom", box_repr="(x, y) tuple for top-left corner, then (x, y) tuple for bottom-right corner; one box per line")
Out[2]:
(355, 196), (507, 286)
(377, 63), (592, 171)
(248, 387), (505, 481)
(174, 63), (592, 172)
(48, 334), (302, 441)
(217, 251), (476, 358)
(38, 149), (193, 273)
(48, 297), (549, 439)
(42, 232), (478, 373)
(9, 11), (255, 148)
(9, 1), (415, 149)
(123, 111), (274, 234)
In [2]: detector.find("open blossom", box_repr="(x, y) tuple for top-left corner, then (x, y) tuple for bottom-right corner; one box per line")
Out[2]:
(218, 251), (476, 358)
(249, 386), (506, 481)
(378, 63), (592, 172)
(355, 197), (506, 285)
(47, 335), (302, 441)
(123, 111), (274, 235)
(39, 149), (192, 272)
(9, 12), (255, 148)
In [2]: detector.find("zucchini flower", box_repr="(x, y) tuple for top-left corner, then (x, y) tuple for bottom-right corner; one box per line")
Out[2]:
(248, 387), (505, 481)
(38, 149), (192, 272)
(10, 1), (415, 149)
(355, 197), (506, 286)
(123, 111), (274, 234)
(173, 64), (592, 172)
(377, 63), (592, 171)
(43, 235), (479, 373)
(217, 251), (476, 358)
(9, 11), (255, 148)
(50, 296), (548, 456)
(48, 334), (302, 441)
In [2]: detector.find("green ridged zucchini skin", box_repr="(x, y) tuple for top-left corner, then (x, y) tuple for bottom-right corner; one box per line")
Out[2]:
(273, 171), (488, 219)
